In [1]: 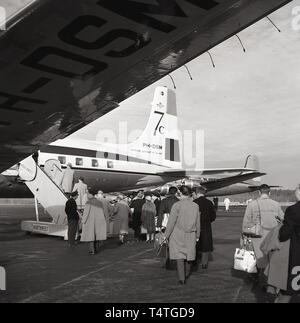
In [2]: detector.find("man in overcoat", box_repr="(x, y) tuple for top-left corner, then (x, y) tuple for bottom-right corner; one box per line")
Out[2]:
(193, 187), (216, 269)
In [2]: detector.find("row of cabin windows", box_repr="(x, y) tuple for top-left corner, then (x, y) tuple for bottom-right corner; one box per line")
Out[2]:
(58, 156), (114, 169)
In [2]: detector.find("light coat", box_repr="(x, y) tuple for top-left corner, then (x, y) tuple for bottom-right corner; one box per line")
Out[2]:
(81, 198), (107, 242)
(261, 225), (290, 291)
(165, 198), (200, 261)
(113, 201), (131, 235)
(242, 196), (284, 268)
(61, 168), (74, 193)
(73, 181), (88, 209)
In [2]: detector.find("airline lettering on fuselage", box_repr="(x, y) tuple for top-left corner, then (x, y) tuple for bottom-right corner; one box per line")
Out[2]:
(2, 0), (219, 122)
(143, 143), (162, 150)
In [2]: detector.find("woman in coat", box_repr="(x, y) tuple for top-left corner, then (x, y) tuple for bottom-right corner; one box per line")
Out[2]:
(165, 186), (200, 284)
(275, 184), (300, 303)
(113, 195), (132, 244)
(81, 188), (107, 254)
(141, 192), (157, 242)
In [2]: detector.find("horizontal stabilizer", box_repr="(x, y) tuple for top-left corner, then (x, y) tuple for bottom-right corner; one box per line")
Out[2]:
(158, 168), (259, 178)
(248, 185), (281, 190)
(203, 172), (266, 192)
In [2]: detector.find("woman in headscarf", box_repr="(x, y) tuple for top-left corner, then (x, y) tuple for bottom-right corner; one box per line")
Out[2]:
(113, 195), (132, 244)
(165, 186), (200, 284)
(141, 192), (157, 243)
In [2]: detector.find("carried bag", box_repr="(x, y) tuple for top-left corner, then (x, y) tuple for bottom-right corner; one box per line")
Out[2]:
(162, 213), (169, 228)
(243, 201), (263, 238)
(234, 236), (257, 273)
(154, 232), (168, 257)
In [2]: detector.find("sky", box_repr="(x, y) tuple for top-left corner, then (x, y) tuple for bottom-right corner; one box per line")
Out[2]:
(3, 0), (300, 189)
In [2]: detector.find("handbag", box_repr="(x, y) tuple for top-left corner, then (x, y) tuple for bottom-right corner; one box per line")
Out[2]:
(234, 236), (257, 273)
(162, 213), (169, 228)
(154, 232), (168, 257)
(243, 200), (262, 238)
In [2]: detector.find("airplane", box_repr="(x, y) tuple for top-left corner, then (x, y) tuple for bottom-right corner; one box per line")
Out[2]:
(0, 86), (265, 197)
(0, 0), (292, 177)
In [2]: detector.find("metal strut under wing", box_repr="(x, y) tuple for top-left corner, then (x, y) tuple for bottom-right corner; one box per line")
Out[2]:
(18, 156), (68, 238)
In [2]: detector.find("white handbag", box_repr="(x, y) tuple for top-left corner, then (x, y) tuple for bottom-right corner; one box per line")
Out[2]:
(162, 213), (169, 228)
(234, 236), (257, 273)
(234, 248), (257, 273)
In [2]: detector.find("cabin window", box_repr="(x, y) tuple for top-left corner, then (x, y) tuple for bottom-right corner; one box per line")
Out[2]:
(107, 161), (114, 169)
(104, 152), (108, 159)
(76, 158), (83, 166)
(119, 154), (127, 162)
(58, 156), (66, 165)
(92, 159), (99, 167)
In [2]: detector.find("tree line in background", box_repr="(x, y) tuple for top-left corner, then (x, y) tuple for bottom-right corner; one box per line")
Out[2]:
(221, 189), (297, 204)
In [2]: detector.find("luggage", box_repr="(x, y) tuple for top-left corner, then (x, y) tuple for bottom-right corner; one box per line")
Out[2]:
(154, 231), (168, 257)
(234, 235), (257, 273)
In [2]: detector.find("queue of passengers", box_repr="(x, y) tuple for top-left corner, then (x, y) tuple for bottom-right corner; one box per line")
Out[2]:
(64, 169), (300, 303)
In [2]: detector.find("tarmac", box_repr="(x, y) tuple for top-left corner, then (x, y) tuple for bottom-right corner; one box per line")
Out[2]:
(0, 204), (299, 303)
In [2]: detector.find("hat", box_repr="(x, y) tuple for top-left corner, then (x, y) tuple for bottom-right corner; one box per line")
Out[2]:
(259, 184), (270, 190)
(144, 191), (153, 197)
(152, 191), (161, 197)
(70, 190), (78, 197)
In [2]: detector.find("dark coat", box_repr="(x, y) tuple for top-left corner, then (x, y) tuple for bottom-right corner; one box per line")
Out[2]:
(130, 198), (145, 230)
(194, 196), (216, 252)
(141, 201), (157, 233)
(279, 201), (300, 295)
(157, 195), (179, 228)
(65, 198), (79, 222)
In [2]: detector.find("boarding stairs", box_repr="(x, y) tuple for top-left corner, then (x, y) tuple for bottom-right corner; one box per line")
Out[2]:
(19, 156), (69, 239)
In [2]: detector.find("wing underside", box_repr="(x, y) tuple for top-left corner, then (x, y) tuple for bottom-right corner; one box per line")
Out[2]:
(0, 0), (292, 172)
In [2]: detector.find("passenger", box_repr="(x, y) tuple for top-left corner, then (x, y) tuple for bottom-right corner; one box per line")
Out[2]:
(65, 190), (80, 247)
(193, 187), (216, 269)
(61, 163), (74, 196)
(152, 191), (161, 216)
(275, 184), (300, 303)
(97, 190), (113, 234)
(130, 190), (145, 241)
(224, 197), (231, 212)
(112, 195), (132, 244)
(141, 192), (157, 243)
(72, 177), (88, 211)
(165, 186), (200, 285)
(157, 186), (179, 230)
(213, 197), (219, 211)
(81, 188), (107, 255)
(242, 184), (284, 279)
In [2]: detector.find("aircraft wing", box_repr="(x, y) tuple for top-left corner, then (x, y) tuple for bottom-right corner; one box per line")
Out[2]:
(158, 168), (258, 177)
(0, 0), (292, 172)
(202, 172), (265, 192)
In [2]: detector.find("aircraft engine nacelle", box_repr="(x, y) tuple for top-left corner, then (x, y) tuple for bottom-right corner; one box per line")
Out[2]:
(181, 178), (202, 190)
(158, 179), (204, 195)
(159, 184), (172, 196)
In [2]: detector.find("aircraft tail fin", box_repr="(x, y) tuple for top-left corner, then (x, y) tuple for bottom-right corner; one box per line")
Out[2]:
(127, 87), (182, 169)
(244, 154), (261, 185)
